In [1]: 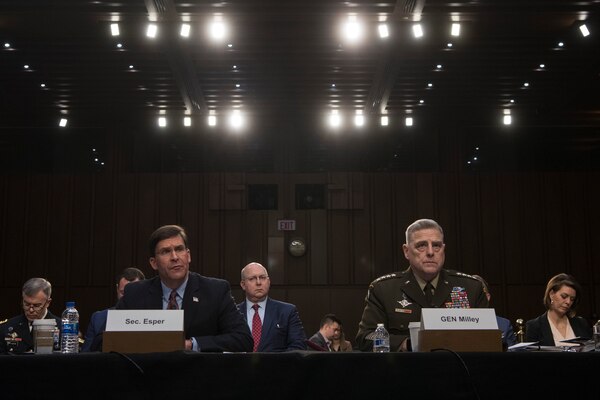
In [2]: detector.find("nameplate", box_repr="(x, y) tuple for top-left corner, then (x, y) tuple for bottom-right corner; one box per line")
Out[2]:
(106, 310), (184, 332)
(421, 308), (498, 330)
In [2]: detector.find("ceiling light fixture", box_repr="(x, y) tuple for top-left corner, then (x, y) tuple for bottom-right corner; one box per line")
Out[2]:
(208, 113), (217, 127)
(579, 24), (590, 37)
(183, 116), (191, 127)
(342, 15), (364, 43)
(110, 23), (120, 36)
(210, 19), (227, 41)
(405, 117), (413, 127)
(354, 110), (365, 127)
(380, 116), (389, 126)
(59, 118), (68, 127)
(229, 110), (244, 129)
(158, 116), (167, 127)
(412, 24), (424, 38)
(180, 23), (191, 37)
(328, 110), (341, 128)
(146, 24), (157, 38)
(378, 24), (389, 39)
(116, 43), (122, 48)
(451, 23), (461, 37)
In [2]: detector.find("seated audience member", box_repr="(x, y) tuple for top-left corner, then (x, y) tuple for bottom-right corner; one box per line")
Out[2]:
(330, 320), (353, 352)
(1, 278), (61, 354)
(238, 262), (306, 352)
(356, 219), (488, 352)
(308, 314), (342, 351)
(81, 267), (145, 352)
(117, 224), (252, 352)
(526, 273), (591, 346)
(472, 275), (517, 347)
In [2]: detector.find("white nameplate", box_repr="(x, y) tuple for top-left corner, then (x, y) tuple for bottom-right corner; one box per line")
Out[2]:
(106, 310), (184, 332)
(421, 308), (498, 330)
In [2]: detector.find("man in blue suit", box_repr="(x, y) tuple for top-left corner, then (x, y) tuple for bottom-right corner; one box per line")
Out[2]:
(238, 262), (307, 352)
(473, 275), (517, 347)
(81, 267), (145, 352)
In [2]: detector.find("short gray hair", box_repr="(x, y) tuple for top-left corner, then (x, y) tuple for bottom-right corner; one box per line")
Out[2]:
(22, 277), (52, 299)
(405, 219), (444, 244)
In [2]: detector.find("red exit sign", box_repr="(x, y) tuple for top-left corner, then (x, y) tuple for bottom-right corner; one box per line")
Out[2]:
(277, 220), (296, 231)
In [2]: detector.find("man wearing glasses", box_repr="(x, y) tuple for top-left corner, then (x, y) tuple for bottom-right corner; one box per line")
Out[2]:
(238, 262), (307, 352)
(117, 224), (252, 352)
(1, 278), (61, 354)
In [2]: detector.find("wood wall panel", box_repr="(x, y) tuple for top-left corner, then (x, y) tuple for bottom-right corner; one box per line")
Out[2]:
(1, 171), (600, 338)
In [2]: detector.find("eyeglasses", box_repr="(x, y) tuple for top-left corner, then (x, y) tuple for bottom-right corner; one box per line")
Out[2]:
(22, 301), (47, 311)
(156, 245), (187, 257)
(244, 275), (269, 283)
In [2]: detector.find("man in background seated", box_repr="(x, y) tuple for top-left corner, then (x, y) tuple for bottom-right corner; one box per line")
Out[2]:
(238, 262), (306, 352)
(81, 267), (145, 352)
(356, 218), (488, 352)
(472, 274), (517, 348)
(1, 278), (61, 354)
(117, 224), (252, 352)
(308, 314), (342, 351)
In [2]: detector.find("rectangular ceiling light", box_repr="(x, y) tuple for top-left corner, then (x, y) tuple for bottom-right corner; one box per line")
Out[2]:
(158, 116), (167, 127)
(208, 115), (217, 126)
(146, 24), (158, 38)
(503, 115), (512, 125)
(412, 24), (423, 38)
(58, 118), (68, 127)
(110, 23), (120, 36)
(405, 117), (413, 126)
(183, 116), (191, 126)
(180, 24), (191, 38)
(451, 23), (461, 37)
(378, 24), (389, 39)
(380, 116), (389, 126)
(579, 24), (590, 37)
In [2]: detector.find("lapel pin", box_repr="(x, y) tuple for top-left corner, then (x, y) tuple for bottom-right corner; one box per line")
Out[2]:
(193, 297), (199, 302)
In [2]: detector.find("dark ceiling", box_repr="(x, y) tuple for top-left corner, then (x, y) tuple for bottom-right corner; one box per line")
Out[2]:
(0, 0), (599, 172)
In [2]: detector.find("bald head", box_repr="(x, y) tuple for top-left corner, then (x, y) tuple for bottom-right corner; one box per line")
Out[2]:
(240, 262), (270, 303)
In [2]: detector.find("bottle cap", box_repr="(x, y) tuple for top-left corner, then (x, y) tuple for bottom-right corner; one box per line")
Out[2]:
(377, 323), (384, 328)
(66, 301), (75, 308)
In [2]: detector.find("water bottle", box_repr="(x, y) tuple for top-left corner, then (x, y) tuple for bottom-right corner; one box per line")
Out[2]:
(60, 301), (79, 353)
(594, 320), (600, 351)
(373, 323), (390, 353)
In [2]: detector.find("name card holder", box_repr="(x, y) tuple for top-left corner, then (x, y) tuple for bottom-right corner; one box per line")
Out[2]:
(418, 308), (502, 352)
(103, 310), (185, 354)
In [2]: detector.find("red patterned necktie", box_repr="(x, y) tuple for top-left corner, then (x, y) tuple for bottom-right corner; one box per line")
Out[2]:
(252, 303), (262, 352)
(167, 290), (179, 310)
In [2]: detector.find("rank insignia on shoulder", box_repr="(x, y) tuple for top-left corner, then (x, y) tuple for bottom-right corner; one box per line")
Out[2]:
(369, 273), (397, 288)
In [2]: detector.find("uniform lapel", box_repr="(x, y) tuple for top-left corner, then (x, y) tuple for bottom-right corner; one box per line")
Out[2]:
(432, 270), (452, 307)
(400, 269), (429, 308)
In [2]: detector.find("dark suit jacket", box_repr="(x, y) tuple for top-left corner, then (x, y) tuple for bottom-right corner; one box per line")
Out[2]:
(238, 298), (306, 352)
(497, 316), (517, 347)
(308, 331), (329, 351)
(526, 312), (591, 346)
(81, 308), (111, 352)
(116, 272), (252, 352)
(1, 312), (61, 354)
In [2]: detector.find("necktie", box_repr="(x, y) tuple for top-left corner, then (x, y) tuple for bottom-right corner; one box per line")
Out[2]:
(167, 290), (179, 310)
(252, 304), (262, 352)
(424, 282), (434, 307)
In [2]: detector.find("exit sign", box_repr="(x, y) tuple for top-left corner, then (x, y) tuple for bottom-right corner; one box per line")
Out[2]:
(277, 219), (296, 231)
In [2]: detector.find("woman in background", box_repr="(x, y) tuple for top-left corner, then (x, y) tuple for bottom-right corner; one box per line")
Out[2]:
(526, 273), (591, 346)
(330, 323), (353, 352)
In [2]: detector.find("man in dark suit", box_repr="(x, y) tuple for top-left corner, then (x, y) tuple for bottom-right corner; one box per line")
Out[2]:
(116, 225), (252, 353)
(238, 262), (306, 352)
(81, 267), (145, 352)
(308, 314), (342, 351)
(1, 278), (61, 354)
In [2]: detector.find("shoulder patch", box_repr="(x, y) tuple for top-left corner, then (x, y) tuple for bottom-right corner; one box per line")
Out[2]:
(369, 273), (398, 289)
(447, 270), (479, 281)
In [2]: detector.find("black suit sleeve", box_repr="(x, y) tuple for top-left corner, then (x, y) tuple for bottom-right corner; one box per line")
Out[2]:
(193, 283), (252, 352)
(525, 317), (542, 343)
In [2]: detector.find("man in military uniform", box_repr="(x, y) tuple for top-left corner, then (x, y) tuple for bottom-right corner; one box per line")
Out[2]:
(1, 277), (61, 354)
(356, 219), (488, 352)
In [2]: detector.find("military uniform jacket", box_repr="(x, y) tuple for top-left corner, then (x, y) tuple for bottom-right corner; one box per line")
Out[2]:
(1, 312), (61, 354)
(355, 268), (488, 352)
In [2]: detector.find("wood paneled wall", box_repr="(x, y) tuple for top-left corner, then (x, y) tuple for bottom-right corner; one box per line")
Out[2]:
(1, 171), (599, 341)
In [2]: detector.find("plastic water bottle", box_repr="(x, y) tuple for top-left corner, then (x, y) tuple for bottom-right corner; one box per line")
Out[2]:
(373, 323), (390, 353)
(60, 301), (79, 353)
(594, 320), (600, 351)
